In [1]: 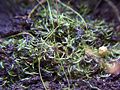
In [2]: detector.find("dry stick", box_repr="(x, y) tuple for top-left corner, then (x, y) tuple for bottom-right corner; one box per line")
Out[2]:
(36, 0), (46, 5)
(38, 57), (47, 90)
(104, 0), (120, 23)
(28, 4), (39, 19)
(57, 0), (87, 29)
(28, 0), (47, 19)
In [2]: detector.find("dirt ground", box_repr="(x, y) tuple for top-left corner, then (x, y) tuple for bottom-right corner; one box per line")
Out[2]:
(0, 0), (32, 38)
(0, 0), (120, 90)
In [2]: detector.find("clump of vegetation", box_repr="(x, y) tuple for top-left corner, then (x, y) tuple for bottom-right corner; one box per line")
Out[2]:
(0, 0), (119, 89)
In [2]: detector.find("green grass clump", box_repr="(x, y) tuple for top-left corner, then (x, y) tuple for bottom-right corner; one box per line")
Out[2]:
(0, 0), (119, 89)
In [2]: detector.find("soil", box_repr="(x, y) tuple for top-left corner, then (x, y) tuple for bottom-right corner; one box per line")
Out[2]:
(0, 4), (16, 38)
(92, 0), (120, 23)
(2, 74), (120, 90)
(0, 0), (32, 38)
(0, 0), (120, 90)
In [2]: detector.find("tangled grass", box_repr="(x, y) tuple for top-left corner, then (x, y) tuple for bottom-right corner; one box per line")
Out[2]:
(0, 0), (119, 89)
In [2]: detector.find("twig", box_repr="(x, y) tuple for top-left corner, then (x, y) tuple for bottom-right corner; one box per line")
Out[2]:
(38, 57), (48, 90)
(57, 0), (87, 29)
(28, 0), (46, 19)
(36, 0), (46, 5)
(28, 4), (39, 19)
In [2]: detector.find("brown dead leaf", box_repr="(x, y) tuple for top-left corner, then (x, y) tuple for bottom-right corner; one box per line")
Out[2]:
(105, 61), (120, 75)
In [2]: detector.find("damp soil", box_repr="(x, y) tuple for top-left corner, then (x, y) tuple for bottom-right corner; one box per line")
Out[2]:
(0, 0), (120, 90)
(0, 8), (15, 38)
(0, 0), (32, 38)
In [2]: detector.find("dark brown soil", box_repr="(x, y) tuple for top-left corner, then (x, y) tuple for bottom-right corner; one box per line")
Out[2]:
(2, 75), (120, 90)
(92, 0), (120, 24)
(0, 0), (32, 38)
